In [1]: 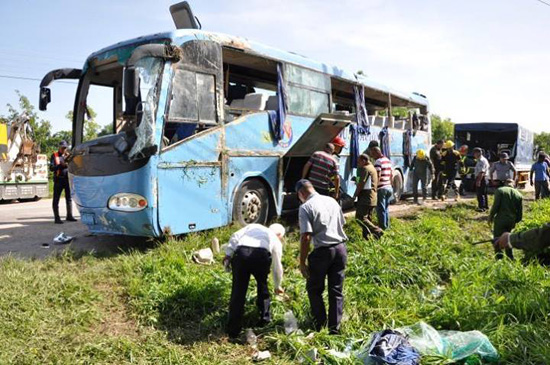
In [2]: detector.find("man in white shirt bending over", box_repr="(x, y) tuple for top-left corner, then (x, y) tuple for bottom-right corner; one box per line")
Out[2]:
(223, 223), (285, 338)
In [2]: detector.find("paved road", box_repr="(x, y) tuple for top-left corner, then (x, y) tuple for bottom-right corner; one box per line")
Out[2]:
(0, 199), (152, 259)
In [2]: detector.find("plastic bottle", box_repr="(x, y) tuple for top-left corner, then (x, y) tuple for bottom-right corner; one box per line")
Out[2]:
(246, 328), (257, 348)
(284, 311), (298, 334)
(211, 237), (220, 254)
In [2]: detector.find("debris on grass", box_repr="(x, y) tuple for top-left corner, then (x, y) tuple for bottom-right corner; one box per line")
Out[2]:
(192, 247), (214, 264)
(284, 311), (298, 335)
(357, 329), (420, 365)
(252, 350), (271, 361)
(397, 322), (499, 362)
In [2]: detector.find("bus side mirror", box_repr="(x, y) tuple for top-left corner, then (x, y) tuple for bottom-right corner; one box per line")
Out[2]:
(39, 87), (51, 111)
(124, 67), (140, 100)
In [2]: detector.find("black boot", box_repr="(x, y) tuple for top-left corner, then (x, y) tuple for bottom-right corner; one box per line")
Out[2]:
(53, 206), (63, 224)
(66, 202), (77, 222)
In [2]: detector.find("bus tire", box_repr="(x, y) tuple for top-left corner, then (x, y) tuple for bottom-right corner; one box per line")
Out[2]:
(232, 179), (270, 226)
(391, 171), (403, 203)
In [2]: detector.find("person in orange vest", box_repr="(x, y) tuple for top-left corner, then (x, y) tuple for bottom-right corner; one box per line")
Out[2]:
(50, 141), (77, 224)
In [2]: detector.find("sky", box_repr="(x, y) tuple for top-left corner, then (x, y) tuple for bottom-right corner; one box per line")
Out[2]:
(0, 0), (549, 133)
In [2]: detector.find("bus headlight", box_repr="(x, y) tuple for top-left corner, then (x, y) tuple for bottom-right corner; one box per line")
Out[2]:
(108, 193), (148, 212)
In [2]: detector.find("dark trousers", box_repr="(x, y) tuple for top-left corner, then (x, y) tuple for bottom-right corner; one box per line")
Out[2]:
(535, 181), (549, 200)
(227, 247), (271, 337)
(493, 219), (515, 260)
(307, 243), (347, 334)
(52, 177), (73, 219)
(441, 170), (459, 197)
(476, 179), (489, 209)
(412, 174), (427, 201)
(432, 169), (443, 199)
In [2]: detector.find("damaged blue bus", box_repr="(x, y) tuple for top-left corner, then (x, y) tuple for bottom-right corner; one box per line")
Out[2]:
(39, 6), (430, 237)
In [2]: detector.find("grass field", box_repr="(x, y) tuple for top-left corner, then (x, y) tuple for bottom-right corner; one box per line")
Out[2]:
(1, 199), (549, 364)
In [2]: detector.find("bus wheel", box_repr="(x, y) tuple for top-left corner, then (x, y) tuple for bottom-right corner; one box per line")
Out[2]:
(233, 179), (270, 226)
(391, 172), (403, 203)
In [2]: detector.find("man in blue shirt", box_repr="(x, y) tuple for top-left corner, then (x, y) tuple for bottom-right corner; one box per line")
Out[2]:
(531, 153), (550, 200)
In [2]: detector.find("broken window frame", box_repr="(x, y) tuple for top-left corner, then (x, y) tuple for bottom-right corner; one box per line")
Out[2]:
(285, 63), (331, 117)
(161, 40), (224, 150)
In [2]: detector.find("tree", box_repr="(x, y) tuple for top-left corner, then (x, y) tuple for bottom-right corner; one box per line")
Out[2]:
(3, 91), (58, 155)
(535, 132), (550, 154)
(431, 114), (454, 143)
(65, 107), (100, 142)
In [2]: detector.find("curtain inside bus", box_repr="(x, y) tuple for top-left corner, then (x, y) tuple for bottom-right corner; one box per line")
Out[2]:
(267, 64), (287, 141)
(350, 85), (370, 168)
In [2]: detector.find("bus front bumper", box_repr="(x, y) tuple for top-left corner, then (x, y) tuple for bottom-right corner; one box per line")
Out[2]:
(77, 206), (158, 237)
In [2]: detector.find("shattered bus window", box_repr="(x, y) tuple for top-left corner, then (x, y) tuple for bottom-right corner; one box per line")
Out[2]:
(128, 58), (164, 160)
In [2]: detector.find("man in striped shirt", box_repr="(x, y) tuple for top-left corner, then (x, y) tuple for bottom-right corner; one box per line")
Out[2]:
(370, 147), (393, 230)
(302, 143), (341, 199)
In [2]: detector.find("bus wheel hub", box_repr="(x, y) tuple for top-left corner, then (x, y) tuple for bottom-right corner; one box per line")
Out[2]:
(242, 192), (262, 223)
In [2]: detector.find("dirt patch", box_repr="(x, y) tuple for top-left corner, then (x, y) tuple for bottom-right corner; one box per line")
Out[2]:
(91, 281), (142, 338)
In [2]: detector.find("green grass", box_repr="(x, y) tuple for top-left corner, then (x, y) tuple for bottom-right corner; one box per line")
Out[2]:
(1, 200), (550, 364)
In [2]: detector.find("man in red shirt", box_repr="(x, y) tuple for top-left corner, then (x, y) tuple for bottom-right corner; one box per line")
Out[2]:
(302, 143), (341, 199)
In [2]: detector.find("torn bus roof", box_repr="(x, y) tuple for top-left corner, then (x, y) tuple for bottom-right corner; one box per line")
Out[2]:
(84, 29), (428, 110)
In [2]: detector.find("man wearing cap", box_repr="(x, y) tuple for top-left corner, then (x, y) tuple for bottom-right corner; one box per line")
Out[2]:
(297, 179), (347, 334)
(473, 147), (490, 212)
(224, 223), (286, 338)
(302, 143), (341, 199)
(488, 179), (523, 260)
(331, 136), (346, 158)
(50, 141), (76, 224)
(411, 149), (434, 204)
(429, 140), (444, 200)
(489, 152), (517, 187)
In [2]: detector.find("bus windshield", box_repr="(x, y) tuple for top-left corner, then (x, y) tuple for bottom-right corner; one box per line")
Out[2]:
(74, 56), (164, 161)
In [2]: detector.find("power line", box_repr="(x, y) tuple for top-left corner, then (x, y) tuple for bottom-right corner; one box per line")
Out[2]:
(0, 74), (78, 85)
(534, 0), (550, 6)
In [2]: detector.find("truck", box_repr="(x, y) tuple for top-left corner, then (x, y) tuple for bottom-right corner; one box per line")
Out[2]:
(0, 114), (49, 202)
(454, 122), (535, 191)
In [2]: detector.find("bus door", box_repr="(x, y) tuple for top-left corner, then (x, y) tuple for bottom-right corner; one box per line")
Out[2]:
(282, 113), (351, 209)
(157, 40), (226, 234)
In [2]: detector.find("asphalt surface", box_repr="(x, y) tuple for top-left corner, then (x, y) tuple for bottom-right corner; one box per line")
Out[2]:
(0, 199), (153, 259)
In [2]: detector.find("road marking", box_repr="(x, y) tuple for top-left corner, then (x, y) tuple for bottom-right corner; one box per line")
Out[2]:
(0, 235), (10, 240)
(0, 223), (24, 230)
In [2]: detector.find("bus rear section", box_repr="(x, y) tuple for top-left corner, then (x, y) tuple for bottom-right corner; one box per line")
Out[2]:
(454, 123), (534, 189)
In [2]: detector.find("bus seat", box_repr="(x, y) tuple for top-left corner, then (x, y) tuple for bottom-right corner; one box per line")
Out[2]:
(265, 95), (278, 110)
(230, 99), (244, 109)
(243, 93), (267, 110)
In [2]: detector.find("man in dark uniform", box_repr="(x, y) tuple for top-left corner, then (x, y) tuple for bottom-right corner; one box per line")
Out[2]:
(429, 140), (444, 200)
(50, 141), (76, 224)
(440, 140), (461, 201)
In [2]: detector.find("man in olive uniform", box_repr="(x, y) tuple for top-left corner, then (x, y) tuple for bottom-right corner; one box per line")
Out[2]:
(495, 224), (550, 255)
(353, 154), (383, 239)
(488, 179), (523, 260)
(50, 141), (77, 224)
(410, 149), (434, 204)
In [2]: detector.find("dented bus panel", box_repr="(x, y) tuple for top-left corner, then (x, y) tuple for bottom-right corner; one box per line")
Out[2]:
(40, 28), (430, 237)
